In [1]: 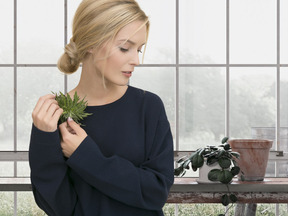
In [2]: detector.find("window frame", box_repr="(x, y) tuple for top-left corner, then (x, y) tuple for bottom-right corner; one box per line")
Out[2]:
(1, 0), (288, 215)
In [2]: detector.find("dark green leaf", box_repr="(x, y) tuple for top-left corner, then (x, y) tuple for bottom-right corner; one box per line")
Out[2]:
(218, 157), (231, 169)
(221, 137), (229, 144)
(191, 153), (204, 168)
(208, 169), (221, 181)
(223, 143), (231, 150)
(192, 165), (198, 172)
(206, 156), (218, 165)
(231, 166), (240, 176)
(229, 194), (238, 203)
(174, 166), (184, 176)
(221, 194), (230, 206)
(218, 170), (233, 184)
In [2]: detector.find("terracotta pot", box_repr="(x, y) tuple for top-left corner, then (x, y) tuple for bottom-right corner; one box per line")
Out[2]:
(229, 139), (273, 181)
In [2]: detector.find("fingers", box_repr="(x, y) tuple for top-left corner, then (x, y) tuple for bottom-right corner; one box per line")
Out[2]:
(59, 122), (76, 136)
(67, 118), (82, 134)
(59, 121), (87, 158)
(33, 94), (56, 115)
(32, 94), (63, 132)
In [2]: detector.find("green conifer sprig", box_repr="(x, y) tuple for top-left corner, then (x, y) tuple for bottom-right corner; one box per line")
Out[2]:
(53, 91), (92, 125)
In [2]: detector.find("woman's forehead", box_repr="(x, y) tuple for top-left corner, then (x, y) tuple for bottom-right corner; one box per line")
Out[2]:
(115, 21), (147, 44)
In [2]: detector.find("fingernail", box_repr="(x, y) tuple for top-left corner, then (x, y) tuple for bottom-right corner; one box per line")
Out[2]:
(68, 117), (73, 122)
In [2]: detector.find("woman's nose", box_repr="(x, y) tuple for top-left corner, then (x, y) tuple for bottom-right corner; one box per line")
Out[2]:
(130, 51), (140, 66)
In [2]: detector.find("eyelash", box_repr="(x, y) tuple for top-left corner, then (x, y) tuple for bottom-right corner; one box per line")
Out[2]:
(119, 47), (129, 53)
(119, 47), (143, 53)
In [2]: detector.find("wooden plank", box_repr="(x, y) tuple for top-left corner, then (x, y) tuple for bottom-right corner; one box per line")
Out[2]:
(168, 178), (288, 203)
(167, 192), (288, 203)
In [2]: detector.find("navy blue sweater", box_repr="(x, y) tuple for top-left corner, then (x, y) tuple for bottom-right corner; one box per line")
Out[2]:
(29, 86), (174, 216)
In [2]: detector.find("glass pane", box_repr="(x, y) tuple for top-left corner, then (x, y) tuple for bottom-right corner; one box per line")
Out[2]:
(230, 68), (276, 139)
(280, 67), (288, 152)
(164, 203), (226, 215)
(0, 162), (14, 177)
(18, 192), (47, 215)
(0, 68), (14, 151)
(17, 0), (64, 64)
(67, 67), (81, 92)
(230, 0), (277, 64)
(0, 192), (13, 215)
(266, 161), (288, 177)
(179, 67), (226, 150)
(180, 0), (226, 64)
(280, 0), (288, 64)
(17, 162), (30, 177)
(17, 68), (64, 151)
(0, 1), (13, 64)
(137, 0), (176, 64)
(67, 0), (82, 41)
(130, 67), (176, 142)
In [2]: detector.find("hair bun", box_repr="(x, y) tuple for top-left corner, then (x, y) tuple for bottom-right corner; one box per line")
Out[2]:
(65, 40), (79, 66)
(57, 39), (80, 74)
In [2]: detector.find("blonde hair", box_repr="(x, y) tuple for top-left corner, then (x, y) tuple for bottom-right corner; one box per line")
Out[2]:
(58, 0), (150, 74)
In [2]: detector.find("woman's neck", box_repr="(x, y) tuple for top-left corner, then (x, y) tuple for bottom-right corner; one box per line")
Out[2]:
(69, 62), (128, 106)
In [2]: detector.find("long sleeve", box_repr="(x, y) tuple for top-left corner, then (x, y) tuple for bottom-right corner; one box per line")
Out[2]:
(66, 109), (174, 210)
(29, 125), (77, 216)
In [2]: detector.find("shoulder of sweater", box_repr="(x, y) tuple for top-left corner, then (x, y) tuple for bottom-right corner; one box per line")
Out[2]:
(129, 85), (164, 108)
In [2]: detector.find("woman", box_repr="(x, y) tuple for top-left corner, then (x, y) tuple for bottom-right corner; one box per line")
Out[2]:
(29, 0), (174, 215)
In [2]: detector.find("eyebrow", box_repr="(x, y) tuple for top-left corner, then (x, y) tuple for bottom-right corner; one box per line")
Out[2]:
(118, 39), (145, 46)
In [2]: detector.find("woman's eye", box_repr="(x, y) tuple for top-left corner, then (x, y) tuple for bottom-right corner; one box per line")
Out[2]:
(138, 50), (143, 54)
(119, 47), (129, 53)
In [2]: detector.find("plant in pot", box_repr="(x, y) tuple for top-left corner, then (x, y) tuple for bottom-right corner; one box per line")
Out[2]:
(174, 137), (242, 216)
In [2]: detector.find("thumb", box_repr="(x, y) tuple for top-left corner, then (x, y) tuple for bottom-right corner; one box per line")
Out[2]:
(67, 117), (82, 132)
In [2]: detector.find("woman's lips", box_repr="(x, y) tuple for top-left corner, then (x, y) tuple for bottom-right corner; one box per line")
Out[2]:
(122, 71), (132, 78)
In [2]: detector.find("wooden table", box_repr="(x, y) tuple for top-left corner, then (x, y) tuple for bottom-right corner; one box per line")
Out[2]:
(168, 177), (288, 203)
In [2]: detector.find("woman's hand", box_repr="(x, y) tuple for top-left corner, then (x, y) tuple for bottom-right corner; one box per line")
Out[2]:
(59, 117), (87, 158)
(32, 94), (63, 132)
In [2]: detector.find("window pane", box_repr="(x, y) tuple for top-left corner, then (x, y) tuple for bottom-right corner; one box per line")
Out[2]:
(0, 192), (13, 215)
(0, 68), (14, 151)
(280, 67), (288, 152)
(179, 67), (226, 150)
(0, 162), (14, 177)
(230, 0), (277, 64)
(18, 192), (47, 215)
(137, 0), (176, 64)
(17, 68), (64, 151)
(67, 0), (82, 41)
(280, 0), (288, 64)
(230, 68), (276, 139)
(17, 0), (64, 64)
(67, 68), (81, 92)
(17, 162), (30, 177)
(266, 161), (288, 177)
(280, 68), (288, 128)
(179, 0), (226, 64)
(0, 1), (13, 64)
(130, 67), (176, 142)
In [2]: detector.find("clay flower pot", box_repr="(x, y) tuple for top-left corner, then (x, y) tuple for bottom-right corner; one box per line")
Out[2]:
(229, 139), (273, 181)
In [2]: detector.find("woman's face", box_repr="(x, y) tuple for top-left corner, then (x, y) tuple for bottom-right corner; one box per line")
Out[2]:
(92, 20), (147, 87)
